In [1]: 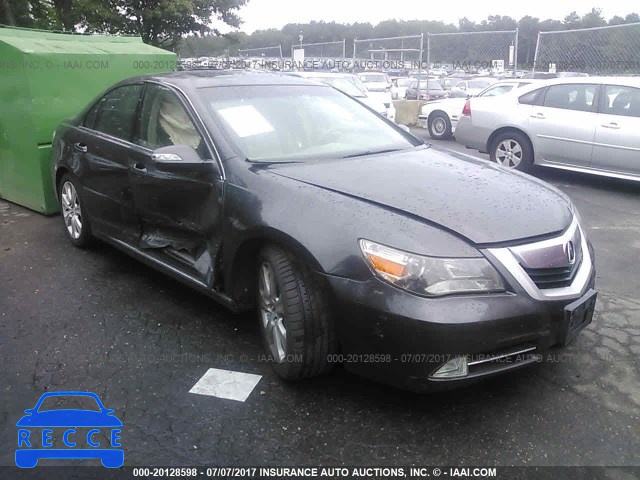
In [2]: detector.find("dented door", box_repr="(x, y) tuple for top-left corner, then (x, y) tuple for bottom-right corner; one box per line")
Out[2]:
(129, 83), (224, 285)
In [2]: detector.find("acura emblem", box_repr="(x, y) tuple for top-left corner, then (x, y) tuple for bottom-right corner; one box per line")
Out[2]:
(564, 241), (576, 265)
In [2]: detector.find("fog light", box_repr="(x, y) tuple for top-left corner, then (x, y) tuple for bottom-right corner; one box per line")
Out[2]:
(430, 356), (468, 379)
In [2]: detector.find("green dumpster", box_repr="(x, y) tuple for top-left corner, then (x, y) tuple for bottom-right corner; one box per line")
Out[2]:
(0, 26), (177, 214)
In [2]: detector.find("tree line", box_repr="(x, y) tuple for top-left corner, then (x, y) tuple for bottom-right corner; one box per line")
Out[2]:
(1, 1), (638, 68)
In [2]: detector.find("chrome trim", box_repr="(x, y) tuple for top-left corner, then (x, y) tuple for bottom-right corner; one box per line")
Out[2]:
(540, 161), (640, 182)
(468, 346), (537, 366)
(536, 134), (593, 146)
(487, 217), (593, 301)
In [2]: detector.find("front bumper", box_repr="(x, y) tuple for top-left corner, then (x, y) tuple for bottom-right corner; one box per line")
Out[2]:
(323, 244), (596, 392)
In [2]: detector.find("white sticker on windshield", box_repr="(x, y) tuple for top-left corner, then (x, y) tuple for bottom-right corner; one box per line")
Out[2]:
(218, 105), (275, 138)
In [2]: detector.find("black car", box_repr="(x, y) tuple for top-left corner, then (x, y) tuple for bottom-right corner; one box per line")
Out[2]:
(52, 71), (597, 391)
(405, 79), (449, 101)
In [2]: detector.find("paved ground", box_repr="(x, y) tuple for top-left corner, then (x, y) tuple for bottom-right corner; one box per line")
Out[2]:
(1, 131), (639, 469)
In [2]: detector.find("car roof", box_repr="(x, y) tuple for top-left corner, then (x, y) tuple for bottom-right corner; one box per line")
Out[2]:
(125, 70), (322, 89)
(536, 76), (640, 88)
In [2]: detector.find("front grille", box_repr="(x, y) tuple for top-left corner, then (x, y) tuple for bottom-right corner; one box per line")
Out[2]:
(521, 248), (583, 289)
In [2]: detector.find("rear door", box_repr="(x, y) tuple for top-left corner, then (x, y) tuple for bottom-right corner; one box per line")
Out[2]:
(129, 83), (224, 285)
(78, 83), (144, 243)
(528, 83), (599, 167)
(591, 84), (640, 176)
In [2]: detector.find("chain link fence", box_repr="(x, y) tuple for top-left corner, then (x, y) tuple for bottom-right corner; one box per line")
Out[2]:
(238, 45), (284, 60)
(427, 30), (518, 75)
(534, 22), (640, 75)
(292, 40), (346, 61)
(353, 34), (424, 67)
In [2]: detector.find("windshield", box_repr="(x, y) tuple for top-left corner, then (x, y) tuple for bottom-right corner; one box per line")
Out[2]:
(412, 80), (443, 91)
(199, 85), (418, 163)
(311, 77), (366, 97)
(443, 77), (465, 88)
(468, 79), (495, 88)
(37, 395), (101, 412)
(359, 73), (388, 83)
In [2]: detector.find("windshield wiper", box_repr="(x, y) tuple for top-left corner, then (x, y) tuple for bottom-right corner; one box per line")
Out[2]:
(341, 148), (403, 159)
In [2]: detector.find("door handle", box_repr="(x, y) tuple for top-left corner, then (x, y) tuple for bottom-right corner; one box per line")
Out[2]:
(601, 122), (620, 129)
(132, 163), (147, 174)
(73, 143), (88, 153)
(530, 113), (545, 119)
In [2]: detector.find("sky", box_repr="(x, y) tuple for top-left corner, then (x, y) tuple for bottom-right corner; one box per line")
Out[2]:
(213, 0), (639, 33)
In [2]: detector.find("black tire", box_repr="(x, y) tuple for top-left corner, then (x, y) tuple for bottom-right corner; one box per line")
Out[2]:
(58, 174), (92, 248)
(490, 131), (534, 172)
(256, 245), (336, 380)
(428, 112), (453, 139)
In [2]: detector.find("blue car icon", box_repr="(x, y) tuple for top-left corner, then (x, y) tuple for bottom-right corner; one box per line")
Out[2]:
(16, 391), (123, 468)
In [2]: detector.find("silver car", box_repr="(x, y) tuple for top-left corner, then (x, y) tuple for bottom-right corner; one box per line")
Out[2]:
(455, 77), (640, 181)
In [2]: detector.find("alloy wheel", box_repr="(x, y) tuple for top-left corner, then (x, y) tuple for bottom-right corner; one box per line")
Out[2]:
(61, 181), (83, 239)
(258, 261), (287, 363)
(495, 139), (523, 168)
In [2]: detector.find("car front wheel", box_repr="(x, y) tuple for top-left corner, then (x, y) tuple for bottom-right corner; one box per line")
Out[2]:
(428, 112), (453, 139)
(59, 174), (92, 248)
(257, 245), (336, 380)
(490, 131), (534, 172)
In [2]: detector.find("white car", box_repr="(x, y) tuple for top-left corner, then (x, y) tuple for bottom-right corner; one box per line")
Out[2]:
(288, 72), (396, 122)
(418, 80), (537, 139)
(449, 77), (497, 98)
(358, 72), (395, 120)
(455, 76), (640, 180)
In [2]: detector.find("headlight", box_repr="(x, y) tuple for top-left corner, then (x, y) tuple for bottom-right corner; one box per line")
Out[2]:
(359, 239), (506, 296)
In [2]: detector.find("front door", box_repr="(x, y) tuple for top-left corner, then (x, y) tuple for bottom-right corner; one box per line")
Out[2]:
(591, 84), (640, 176)
(129, 83), (224, 286)
(529, 83), (599, 167)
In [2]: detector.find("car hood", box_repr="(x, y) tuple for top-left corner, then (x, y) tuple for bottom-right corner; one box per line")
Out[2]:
(270, 148), (572, 245)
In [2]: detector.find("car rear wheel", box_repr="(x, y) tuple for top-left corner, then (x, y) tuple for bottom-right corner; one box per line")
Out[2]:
(257, 245), (336, 380)
(428, 112), (452, 139)
(59, 174), (92, 248)
(490, 131), (534, 172)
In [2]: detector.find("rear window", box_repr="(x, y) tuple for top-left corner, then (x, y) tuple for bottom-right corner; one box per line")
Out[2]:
(360, 73), (388, 83)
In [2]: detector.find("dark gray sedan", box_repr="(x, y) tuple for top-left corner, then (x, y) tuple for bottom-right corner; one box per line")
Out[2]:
(51, 71), (596, 391)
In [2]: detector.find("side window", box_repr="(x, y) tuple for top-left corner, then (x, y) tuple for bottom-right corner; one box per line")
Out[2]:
(602, 85), (640, 118)
(92, 84), (144, 141)
(543, 84), (597, 112)
(519, 88), (545, 106)
(137, 84), (206, 155)
(83, 102), (100, 129)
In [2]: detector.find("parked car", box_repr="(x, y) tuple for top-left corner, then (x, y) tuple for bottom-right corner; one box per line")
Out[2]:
(357, 71), (395, 119)
(52, 71), (596, 391)
(449, 77), (497, 98)
(391, 77), (414, 100)
(357, 71), (391, 93)
(441, 76), (472, 91)
(521, 72), (558, 79)
(418, 80), (538, 139)
(455, 77), (640, 180)
(405, 79), (449, 101)
(286, 71), (395, 122)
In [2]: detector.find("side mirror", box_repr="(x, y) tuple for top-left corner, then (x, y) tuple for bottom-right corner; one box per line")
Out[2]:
(152, 144), (202, 164)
